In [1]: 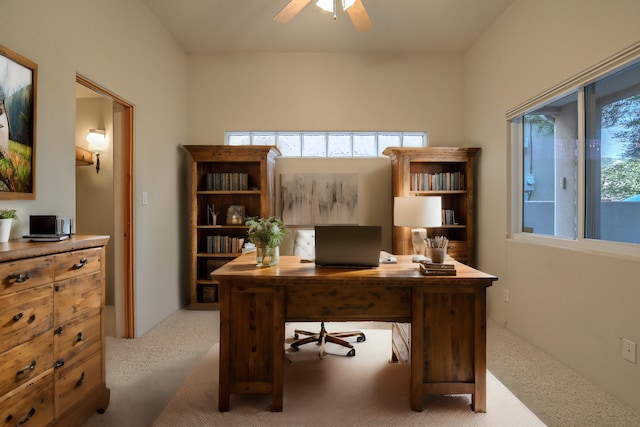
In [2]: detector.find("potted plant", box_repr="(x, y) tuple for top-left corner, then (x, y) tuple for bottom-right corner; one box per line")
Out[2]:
(245, 216), (288, 267)
(0, 209), (17, 243)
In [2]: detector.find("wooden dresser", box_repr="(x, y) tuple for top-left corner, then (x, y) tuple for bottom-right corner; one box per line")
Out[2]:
(0, 236), (110, 426)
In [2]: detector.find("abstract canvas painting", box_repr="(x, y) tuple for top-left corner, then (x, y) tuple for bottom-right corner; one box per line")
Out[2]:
(281, 174), (358, 225)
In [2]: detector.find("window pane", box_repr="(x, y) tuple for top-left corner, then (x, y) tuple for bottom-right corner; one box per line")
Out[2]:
(327, 133), (352, 157)
(302, 133), (327, 157)
(403, 133), (425, 147)
(227, 133), (249, 146)
(252, 133), (276, 146)
(522, 92), (578, 239)
(585, 62), (640, 244)
(353, 133), (377, 157)
(277, 133), (301, 157)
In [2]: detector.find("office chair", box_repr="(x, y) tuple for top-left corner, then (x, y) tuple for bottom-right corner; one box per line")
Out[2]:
(289, 229), (366, 358)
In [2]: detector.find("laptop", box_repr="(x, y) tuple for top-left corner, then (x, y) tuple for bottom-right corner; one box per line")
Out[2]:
(314, 225), (381, 268)
(23, 215), (70, 241)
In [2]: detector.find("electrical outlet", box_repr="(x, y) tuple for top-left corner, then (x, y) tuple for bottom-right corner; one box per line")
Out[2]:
(622, 338), (637, 363)
(503, 289), (509, 302)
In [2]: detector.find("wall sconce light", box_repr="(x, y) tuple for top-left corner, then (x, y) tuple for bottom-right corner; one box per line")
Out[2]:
(86, 129), (106, 173)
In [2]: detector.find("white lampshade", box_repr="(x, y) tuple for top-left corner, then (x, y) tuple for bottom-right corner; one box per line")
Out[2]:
(86, 129), (107, 152)
(394, 196), (442, 228)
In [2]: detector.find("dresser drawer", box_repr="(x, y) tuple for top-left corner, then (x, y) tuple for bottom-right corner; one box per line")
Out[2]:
(54, 314), (101, 364)
(0, 370), (55, 427)
(0, 284), (53, 354)
(54, 272), (101, 325)
(0, 256), (54, 296)
(55, 351), (102, 417)
(0, 332), (53, 397)
(53, 248), (102, 281)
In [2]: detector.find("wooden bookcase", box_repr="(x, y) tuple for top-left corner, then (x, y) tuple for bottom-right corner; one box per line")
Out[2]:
(184, 145), (280, 309)
(384, 147), (480, 266)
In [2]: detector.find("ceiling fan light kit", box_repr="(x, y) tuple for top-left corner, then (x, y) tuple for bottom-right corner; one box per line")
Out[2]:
(274, 0), (372, 32)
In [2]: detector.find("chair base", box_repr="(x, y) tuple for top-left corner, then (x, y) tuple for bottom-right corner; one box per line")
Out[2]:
(290, 322), (366, 358)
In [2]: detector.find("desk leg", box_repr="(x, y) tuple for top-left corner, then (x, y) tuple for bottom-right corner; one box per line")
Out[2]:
(218, 281), (231, 412)
(410, 287), (424, 412)
(473, 286), (487, 412)
(271, 287), (285, 412)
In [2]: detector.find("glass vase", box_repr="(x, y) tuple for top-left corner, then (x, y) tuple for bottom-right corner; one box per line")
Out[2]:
(256, 245), (279, 267)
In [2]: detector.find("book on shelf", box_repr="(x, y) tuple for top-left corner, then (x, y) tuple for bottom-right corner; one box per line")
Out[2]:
(419, 263), (457, 276)
(410, 172), (465, 191)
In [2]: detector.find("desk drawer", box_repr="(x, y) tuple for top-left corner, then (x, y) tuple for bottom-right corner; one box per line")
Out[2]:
(0, 256), (54, 296)
(286, 283), (411, 321)
(0, 284), (53, 354)
(0, 370), (55, 427)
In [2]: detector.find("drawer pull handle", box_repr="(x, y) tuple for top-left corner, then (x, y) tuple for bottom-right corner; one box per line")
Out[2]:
(13, 313), (23, 321)
(77, 331), (84, 341)
(54, 358), (65, 368)
(77, 371), (85, 386)
(9, 273), (31, 283)
(73, 258), (88, 269)
(17, 407), (36, 425)
(29, 313), (36, 322)
(17, 360), (37, 376)
(55, 326), (63, 335)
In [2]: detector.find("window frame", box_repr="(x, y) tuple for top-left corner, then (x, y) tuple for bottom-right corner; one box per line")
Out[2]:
(225, 131), (428, 158)
(507, 42), (640, 258)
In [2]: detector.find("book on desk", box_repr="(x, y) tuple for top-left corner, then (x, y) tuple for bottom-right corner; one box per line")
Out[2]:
(419, 262), (457, 276)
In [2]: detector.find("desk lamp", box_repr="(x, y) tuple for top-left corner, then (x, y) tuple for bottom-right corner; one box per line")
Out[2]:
(394, 196), (442, 262)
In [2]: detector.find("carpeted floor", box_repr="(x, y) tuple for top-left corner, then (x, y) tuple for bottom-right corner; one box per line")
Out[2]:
(153, 327), (545, 426)
(82, 309), (640, 427)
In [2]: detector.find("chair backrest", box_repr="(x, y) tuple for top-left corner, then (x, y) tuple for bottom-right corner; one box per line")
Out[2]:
(293, 229), (315, 261)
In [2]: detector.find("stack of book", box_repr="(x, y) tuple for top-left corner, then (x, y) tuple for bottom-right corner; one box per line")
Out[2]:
(419, 261), (457, 276)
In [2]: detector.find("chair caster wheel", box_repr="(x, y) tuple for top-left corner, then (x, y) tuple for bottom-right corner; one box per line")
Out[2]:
(294, 333), (299, 339)
(290, 346), (300, 352)
(346, 349), (356, 357)
(357, 334), (366, 342)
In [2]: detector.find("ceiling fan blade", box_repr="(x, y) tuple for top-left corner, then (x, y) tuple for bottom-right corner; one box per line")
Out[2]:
(346, 0), (372, 32)
(274, 0), (312, 24)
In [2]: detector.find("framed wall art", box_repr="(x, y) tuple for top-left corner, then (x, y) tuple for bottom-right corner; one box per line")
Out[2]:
(0, 44), (37, 199)
(281, 173), (359, 225)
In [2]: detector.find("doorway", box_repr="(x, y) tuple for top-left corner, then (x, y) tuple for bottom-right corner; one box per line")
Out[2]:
(75, 74), (135, 338)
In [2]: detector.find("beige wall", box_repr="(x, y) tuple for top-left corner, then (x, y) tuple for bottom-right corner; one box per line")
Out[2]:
(187, 52), (467, 255)
(465, 0), (640, 411)
(0, 0), (189, 336)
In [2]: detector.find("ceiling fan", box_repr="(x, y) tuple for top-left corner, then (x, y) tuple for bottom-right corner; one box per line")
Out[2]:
(274, 0), (373, 32)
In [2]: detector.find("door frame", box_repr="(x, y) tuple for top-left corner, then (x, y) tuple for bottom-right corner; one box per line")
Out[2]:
(76, 74), (135, 338)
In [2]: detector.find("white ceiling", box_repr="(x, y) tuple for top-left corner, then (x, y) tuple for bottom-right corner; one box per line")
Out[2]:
(142, 0), (513, 54)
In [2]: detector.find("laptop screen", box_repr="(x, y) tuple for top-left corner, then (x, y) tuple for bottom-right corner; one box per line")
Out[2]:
(29, 215), (58, 235)
(314, 225), (381, 268)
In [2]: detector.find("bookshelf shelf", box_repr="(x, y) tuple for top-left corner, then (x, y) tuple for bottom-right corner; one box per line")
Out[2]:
(384, 146), (480, 266)
(184, 145), (280, 308)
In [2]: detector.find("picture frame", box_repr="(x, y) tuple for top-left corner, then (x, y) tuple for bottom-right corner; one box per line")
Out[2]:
(226, 205), (245, 225)
(0, 44), (37, 199)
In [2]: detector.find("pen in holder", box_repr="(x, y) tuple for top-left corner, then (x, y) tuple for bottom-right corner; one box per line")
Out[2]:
(425, 236), (448, 263)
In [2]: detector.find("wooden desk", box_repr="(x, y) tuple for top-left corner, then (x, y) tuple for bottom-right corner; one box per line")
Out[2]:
(213, 254), (496, 412)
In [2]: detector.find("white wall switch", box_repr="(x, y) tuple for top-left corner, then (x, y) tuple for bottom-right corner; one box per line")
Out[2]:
(622, 338), (637, 363)
(142, 191), (149, 205)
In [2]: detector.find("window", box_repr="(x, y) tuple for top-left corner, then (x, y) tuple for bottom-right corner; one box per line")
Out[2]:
(509, 50), (640, 247)
(226, 131), (427, 157)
